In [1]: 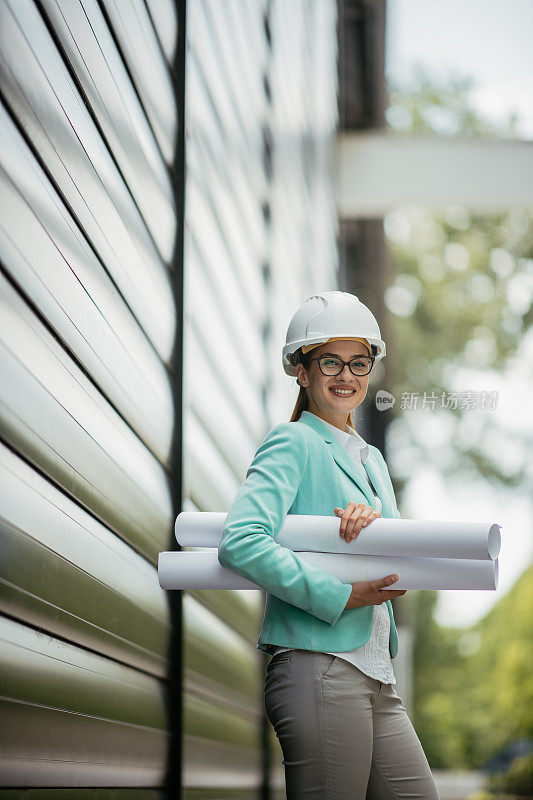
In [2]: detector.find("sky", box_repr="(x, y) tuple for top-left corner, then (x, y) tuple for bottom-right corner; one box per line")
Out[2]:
(384, 1), (533, 627)
(385, 0), (533, 140)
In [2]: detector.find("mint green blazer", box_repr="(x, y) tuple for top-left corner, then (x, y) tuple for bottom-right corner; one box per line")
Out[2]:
(218, 409), (401, 658)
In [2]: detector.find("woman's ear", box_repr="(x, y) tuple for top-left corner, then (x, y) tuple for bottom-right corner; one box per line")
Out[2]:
(295, 364), (307, 388)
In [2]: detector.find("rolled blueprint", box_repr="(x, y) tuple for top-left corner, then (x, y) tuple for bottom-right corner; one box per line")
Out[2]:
(174, 511), (501, 561)
(158, 550), (499, 591)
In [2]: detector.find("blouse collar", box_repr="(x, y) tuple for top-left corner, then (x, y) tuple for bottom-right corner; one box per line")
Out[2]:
(306, 412), (369, 464)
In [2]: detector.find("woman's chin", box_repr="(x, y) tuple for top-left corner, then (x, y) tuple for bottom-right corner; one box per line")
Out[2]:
(326, 391), (360, 407)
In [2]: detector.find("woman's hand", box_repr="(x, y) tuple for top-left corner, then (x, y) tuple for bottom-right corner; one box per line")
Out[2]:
(334, 502), (381, 542)
(344, 575), (407, 609)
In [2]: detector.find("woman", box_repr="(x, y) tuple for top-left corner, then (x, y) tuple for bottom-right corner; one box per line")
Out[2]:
(218, 291), (439, 799)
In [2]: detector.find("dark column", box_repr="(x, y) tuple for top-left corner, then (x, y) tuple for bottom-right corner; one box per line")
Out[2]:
(165, 1), (187, 797)
(336, 0), (390, 455)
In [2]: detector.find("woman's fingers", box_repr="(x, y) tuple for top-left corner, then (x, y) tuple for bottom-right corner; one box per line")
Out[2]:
(376, 590), (407, 602)
(345, 504), (368, 538)
(370, 576), (407, 602)
(348, 506), (380, 540)
(347, 507), (373, 540)
(347, 577), (408, 608)
(336, 502), (359, 538)
(362, 510), (381, 527)
(335, 503), (381, 542)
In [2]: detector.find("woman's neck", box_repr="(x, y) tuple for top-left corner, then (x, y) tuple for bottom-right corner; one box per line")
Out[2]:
(306, 408), (350, 432)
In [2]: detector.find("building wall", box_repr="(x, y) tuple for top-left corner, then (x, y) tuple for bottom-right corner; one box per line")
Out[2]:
(181, 0), (269, 792)
(0, 0), (182, 795)
(0, 0), (341, 796)
(182, 0), (340, 796)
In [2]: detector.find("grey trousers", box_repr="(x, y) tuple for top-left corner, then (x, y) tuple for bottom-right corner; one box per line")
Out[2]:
(264, 649), (440, 800)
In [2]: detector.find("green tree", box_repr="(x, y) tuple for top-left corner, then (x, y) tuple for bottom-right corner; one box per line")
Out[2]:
(385, 64), (533, 771)
(384, 65), (533, 499)
(411, 564), (533, 770)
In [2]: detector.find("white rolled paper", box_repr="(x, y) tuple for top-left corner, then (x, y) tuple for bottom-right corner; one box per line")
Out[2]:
(159, 550), (258, 591)
(175, 511), (501, 561)
(158, 550), (499, 592)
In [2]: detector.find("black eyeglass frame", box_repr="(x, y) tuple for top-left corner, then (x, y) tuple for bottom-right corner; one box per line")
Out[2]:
(309, 354), (375, 377)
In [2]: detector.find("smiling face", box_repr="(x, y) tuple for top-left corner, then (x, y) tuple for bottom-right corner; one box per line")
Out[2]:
(294, 339), (372, 431)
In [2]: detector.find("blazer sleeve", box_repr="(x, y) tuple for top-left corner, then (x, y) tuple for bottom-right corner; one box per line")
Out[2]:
(218, 422), (352, 626)
(370, 445), (402, 519)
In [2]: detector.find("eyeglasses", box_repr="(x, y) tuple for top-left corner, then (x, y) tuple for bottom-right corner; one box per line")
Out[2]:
(309, 355), (375, 377)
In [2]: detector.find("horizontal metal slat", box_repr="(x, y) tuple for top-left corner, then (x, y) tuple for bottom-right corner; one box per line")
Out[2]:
(180, 500), (264, 644)
(0, 617), (168, 787)
(184, 426), (241, 513)
(39, 0), (176, 264)
(188, 2), (254, 167)
(0, 443), (169, 676)
(185, 240), (264, 400)
(0, 0), (176, 361)
(182, 733), (260, 793)
(187, 588), (262, 647)
(184, 694), (258, 749)
(145, 0), (179, 64)
(0, 274), (172, 561)
(187, 125), (266, 281)
(0, 791), (162, 799)
(186, 138), (266, 317)
(103, 0), (177, 164)
(203, 1), (266, 156)
(183, 378), (261, 487)
(224, 0), (267, 124)
(0, 102), (174, 464)
(183, 595), (259, 703)
(185, 319), (265, 443)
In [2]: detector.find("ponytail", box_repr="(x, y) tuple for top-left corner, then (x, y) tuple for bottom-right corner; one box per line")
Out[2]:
(289, 384), (309, 423)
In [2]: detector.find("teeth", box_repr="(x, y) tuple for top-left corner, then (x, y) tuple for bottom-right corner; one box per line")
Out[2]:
(330, 388), (354, 395)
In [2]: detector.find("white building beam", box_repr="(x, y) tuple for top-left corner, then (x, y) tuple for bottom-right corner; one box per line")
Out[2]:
(335, 131), (533, 218)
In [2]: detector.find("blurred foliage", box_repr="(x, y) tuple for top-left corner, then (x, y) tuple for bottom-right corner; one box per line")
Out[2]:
(465, 794), (496, 800)
(411, 563), (533, 770)
(384, 68), (533, 772)
(488, 753), (533, 795)
(382, 65), (533, 500)
(384, 65), (533, 777)
(465, 794), (526, 800)
(386, 64), (523, 139)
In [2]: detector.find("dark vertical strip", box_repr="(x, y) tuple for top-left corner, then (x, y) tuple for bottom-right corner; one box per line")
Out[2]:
(336, 0), (389, 453)
(336, 0), (386, 129)
(165, 0), (187, 798)
(338, 218), (389, 453)
(337, 1), (404, 631)
(260, 583), (271, 800)
(261, 4), (273, 797)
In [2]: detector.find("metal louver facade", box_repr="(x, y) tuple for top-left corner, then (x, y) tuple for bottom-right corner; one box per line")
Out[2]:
(182, 1), (339, 796)
(0, 0), (341, 797)
(0, 0), (183, 795)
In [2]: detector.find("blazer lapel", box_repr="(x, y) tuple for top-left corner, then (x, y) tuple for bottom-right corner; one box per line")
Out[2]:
(298, 411), (376, 506)
(362, 450), (398, 519)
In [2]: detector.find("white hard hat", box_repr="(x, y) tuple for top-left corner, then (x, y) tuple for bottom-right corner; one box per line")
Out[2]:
(282, 290), (386, 376)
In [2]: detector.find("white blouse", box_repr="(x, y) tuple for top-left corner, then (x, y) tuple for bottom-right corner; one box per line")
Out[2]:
(269, 412), (396, 684)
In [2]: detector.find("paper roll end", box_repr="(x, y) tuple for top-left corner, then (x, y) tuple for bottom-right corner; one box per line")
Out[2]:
(158, 551), (173, 590)
(174, 512), (188, 545)
(488, 523), (502, 560)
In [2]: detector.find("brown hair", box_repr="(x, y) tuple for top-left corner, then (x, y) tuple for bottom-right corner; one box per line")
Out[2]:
(289, 348), (356, 430)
